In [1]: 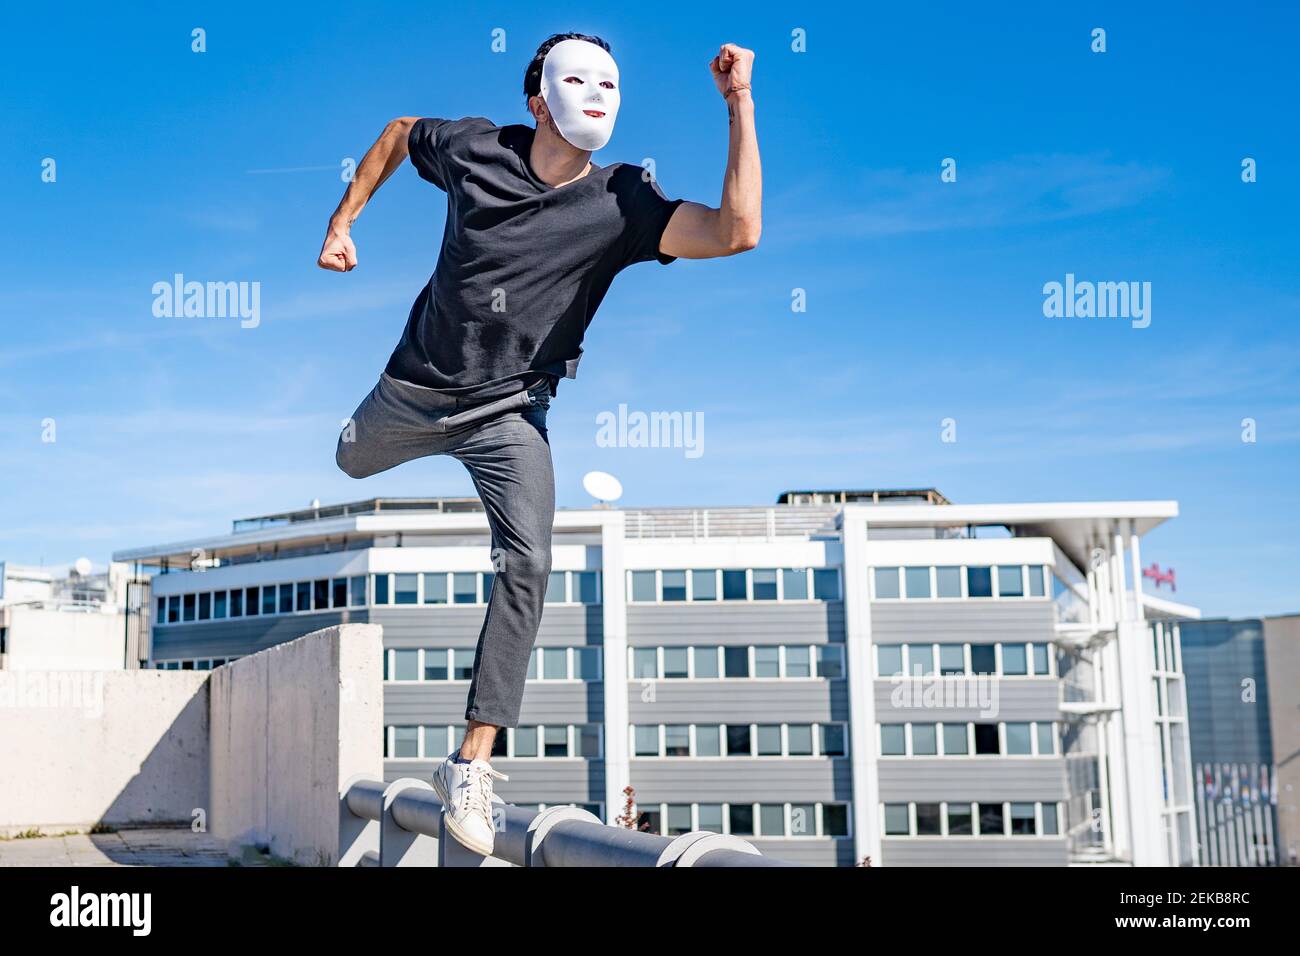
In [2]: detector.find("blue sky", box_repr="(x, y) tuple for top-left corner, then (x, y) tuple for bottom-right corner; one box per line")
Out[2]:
(2, 2), (1297, 617)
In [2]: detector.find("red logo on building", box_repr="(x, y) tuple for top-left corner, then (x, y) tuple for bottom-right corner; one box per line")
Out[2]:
(1142, 563), (1176, 592)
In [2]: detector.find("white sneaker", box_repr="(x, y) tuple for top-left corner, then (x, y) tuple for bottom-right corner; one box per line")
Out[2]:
(431, 756), (508, 856)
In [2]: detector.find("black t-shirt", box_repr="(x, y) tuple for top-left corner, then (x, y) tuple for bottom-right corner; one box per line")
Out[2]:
(384, 116), (685, 398)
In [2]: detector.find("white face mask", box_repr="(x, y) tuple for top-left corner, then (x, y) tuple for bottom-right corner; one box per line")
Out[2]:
(538, 39), (620, 152)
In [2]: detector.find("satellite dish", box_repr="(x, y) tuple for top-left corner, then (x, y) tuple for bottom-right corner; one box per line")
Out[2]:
(73, 557), (93, 576)
(583, 471), (623, 506)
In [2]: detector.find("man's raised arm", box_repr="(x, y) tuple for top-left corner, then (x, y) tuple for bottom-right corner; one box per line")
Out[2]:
(660, 44), (761, 259)
(317, 116), (419, 272)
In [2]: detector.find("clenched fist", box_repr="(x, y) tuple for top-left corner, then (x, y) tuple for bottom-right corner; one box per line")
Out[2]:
(710, 43), (754, 101)
(317, 227), (357, 272)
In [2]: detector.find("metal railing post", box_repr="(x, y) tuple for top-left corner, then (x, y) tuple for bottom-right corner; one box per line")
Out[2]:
(438, 799), (515, 867)
(338, 774), (383, 867)
(661, 831), (763, 867)
(523, 805), (605, 867)
(381, 779), (439, 867)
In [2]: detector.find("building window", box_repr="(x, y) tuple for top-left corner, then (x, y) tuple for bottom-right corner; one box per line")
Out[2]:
(388, 573), (414, 605)
(904, 567), (931, 599)
(634, 726), (659, 757)
(664, 725), (690, 756)
(724, 646), (750, 678)
(452, 573), (477, 604)
(574, 571), (599, 604)
(695, 725), (722, 757)
(726, 725), (752, 757)
(966, 567), (993, 598)
(786, 645), (811, 678)
(978, 803), (1005, 836)
(877, 645), (904, 677)
(1002, 643), (1028, 675)
(873, 567), (900, 600)
(313, 579), (330, 609)
(693, 646), (720, 678)
(935, 566), (962, 598)
(916, 803), (943, 836)
(756, 725), (782, 756)
(512, 727), (538, 758)
(332, 577), (347, 609)
(908, 644), (934, 677)
(728, 804), (754, 836)
(823, 804), (850, 836)
(182, 594), (196, 622)
(1009, 802), (1036, 835)
(574, 647), (600, 681)
(974, 724), (1000, 755)
(754, 646), (780, 678)
(788, 724), (814, 756)
(392, 649), (419, 682)
(423, 649), (448, 681)
(391, 726), (419, 759)
(661, 570), (687, 602)
(631, 648), (657, 680)
(1027, 565), (1047, 597)
(782, 568), (809, 600)
(722, 570), (747, 600)
(698, 805), (724, 833)
(881, 725), (907, 756)
(691, 569), (717, 601)
(883, 804), (910, 836)
(821, 724), (847, 756)
(996, 565), (1024, 597)
(911, 723), (938, 756)
(198, 593), (211, 620)
(1005, 722), (1033, 755)
(939, 644), (965, 675)
(295, 581), (311, 611)
(947, 803), (974, 835)
(349, 576), (366, 607)
(812, 568), (840, 600)
(1031, 642), (1051, 676)
(230, 589), (244, 617)
(663, 647), (689, 679)
(759, 804), (785, 836)
(542, 726), (568, 758)
(576, 724), (602, 758)
(630, 570), (656, 602)
(1036, 722), (1055, 756)
(545, 571), (566, 603)
(453, 649), (474, 680)
(942, 723), (969, 755)
(748, 572), (774, 600)
(817, 645), (845, 679)
(970, 644), (996, 675)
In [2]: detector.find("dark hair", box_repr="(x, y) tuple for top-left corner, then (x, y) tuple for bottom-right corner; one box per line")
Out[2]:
(523, 33), (611, 101)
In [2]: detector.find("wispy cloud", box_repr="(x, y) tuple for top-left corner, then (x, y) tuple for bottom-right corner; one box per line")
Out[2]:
(778, 153), (1167, 240)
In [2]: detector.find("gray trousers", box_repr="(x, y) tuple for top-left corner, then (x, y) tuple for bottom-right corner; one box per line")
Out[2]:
(336, 372), (555, 728)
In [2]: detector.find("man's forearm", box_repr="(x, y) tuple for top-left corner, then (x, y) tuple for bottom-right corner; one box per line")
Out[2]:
(329, 117), (416, 232)
(719, 90), (761, 250)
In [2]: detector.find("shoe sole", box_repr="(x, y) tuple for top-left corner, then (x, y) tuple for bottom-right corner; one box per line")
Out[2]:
(431, 767), (495, 858)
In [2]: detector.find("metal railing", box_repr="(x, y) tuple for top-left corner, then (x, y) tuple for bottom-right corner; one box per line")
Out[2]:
(339, 777), (795, 868)
(623, 506), (840, 541)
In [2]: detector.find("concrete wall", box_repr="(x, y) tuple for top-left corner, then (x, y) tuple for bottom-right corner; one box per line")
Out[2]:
(0, 669), (209, 835)
(208, 623), (382, 865)
(2, 606), (126, 670)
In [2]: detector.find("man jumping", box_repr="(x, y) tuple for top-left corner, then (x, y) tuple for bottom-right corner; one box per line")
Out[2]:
(317, 33), (760, 855)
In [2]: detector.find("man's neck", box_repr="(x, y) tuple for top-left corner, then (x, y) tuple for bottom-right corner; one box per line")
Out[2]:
(529, 126), (593, 188)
